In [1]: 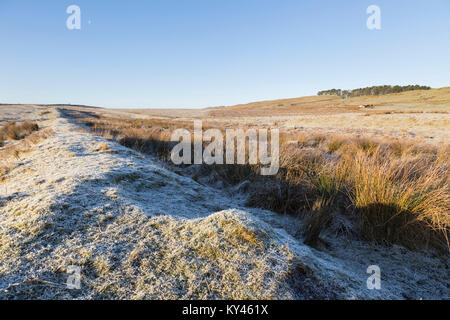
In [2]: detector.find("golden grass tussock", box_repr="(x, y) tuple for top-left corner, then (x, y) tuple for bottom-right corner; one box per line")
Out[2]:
(347, 150), (449, 249)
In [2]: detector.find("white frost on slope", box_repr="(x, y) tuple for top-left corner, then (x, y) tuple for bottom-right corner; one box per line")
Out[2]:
(0, 109), (448, 299)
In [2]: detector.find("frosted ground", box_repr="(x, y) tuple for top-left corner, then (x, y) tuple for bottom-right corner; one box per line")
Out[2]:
(0, 106), (448, 299)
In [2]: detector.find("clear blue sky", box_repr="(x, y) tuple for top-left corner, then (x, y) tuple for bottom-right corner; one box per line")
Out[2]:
(0, 0), (449, 108)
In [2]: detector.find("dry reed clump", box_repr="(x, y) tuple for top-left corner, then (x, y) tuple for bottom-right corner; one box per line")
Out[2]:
(253, 141), (449, 251)
(326, 136), (349, 154)
(347, 150), (449, 249)
(248, 139), (448, 251)
(0, 127), (54, 182)
(68, 111), (450, 252)
(0, 121), (39, 145)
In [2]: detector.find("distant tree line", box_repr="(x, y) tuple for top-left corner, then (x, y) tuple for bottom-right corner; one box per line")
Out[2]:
(317, 85), (431, 98)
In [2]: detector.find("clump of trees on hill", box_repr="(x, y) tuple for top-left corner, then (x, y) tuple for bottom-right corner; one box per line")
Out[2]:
(317, 85), (431, 98)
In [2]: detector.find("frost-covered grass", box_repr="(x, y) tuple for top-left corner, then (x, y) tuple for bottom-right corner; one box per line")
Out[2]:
(70, 111), (450, 252)
(0, 115), (313, 299)
(0, 205), (302, 299)
(1, 110), (448, 300)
